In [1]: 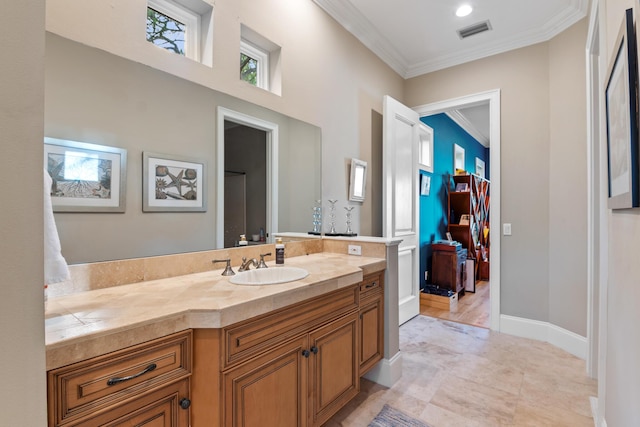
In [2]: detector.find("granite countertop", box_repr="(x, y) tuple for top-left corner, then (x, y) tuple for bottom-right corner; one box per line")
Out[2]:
(45, 252), (386, 370)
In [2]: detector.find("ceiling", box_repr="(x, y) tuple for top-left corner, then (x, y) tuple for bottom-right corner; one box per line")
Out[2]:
(313, 0), (589, 146)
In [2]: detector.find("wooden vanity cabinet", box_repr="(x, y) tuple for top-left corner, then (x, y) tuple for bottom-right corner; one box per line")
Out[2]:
(218, 285), (360, 427)
(358, 272), (384, 375)
(47, 330), (192, 427)
(222, 312), (358, 427)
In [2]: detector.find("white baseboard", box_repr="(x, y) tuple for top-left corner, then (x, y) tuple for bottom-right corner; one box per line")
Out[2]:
(590, 396), (607, 427)
(500, 314), (587, 359)
(363, 351), (403, 387)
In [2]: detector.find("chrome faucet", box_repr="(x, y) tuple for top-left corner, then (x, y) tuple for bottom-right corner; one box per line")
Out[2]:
(239, 257), (259, 272)
(258, 252), (271, 269)
(212, 259), (235, 276)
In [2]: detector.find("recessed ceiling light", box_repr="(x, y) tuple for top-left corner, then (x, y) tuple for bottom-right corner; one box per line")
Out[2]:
(456, 4), (473, 17)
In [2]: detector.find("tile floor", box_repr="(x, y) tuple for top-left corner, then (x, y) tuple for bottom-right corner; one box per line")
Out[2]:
(326, 315), (597, 426)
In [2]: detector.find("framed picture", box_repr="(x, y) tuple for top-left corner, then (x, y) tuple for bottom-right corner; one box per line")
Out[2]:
(348, 158), (367, 202)
(605, 8), (639, 209)
(420, 174), (431, 196)
(459, 214), (470, 225)
(143, 152), (206, 212)
(44, 137), (127, 212)
(455, 182), (469, 192)
(475, 158), (486, 179)
(454, 143), (465, 173)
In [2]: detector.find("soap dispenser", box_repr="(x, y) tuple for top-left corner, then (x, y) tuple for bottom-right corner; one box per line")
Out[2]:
(275, 238), (285, 264)
(239, 234), (248, 246)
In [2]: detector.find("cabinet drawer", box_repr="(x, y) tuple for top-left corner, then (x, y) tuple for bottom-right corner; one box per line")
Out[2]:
(359, 273), (383, 298)
(68, 378), (190, 427)
(224, 285), (358, 367)
(48, 330), (192, 426)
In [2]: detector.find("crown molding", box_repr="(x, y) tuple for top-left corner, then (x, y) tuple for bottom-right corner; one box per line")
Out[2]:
(312, 0), (408, 77)
(446, 110), (490, 147)
(314, 0), (588, 79)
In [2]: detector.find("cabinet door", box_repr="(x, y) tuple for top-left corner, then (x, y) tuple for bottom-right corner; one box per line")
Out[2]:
(223, 336), (308, 427)
(432, 251), (455, 291)
(73, 379), (190, 427)
(359, 295), (383, 375)
(308, 313), (359, 427)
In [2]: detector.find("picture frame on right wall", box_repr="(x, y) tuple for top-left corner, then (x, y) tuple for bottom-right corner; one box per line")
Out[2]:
(605, 7), (639, 209)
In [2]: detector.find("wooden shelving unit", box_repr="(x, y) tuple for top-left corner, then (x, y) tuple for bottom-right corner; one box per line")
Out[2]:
(446, 174), (490, 280)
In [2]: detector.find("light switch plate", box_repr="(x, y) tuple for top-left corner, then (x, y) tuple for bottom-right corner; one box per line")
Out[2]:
(348, 245), (362, 256)
(503, 223), (512, 236)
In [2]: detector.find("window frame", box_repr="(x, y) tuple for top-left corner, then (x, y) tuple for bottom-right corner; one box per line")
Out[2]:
(240, 39), (269, 90)
(147, 0), (201, 61)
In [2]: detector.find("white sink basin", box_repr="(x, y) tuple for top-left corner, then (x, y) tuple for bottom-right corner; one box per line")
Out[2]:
(230, 267), (309, 285)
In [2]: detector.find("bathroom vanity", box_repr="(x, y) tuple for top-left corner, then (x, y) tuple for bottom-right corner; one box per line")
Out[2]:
(45, 242), (393, 427)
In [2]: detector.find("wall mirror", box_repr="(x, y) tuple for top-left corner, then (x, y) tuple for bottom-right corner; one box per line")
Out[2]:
(349, 158), (367, 202)
(454, 143), (465, 172)
(45, 33), (321, 264)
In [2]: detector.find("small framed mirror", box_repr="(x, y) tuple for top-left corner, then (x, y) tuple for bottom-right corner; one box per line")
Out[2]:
(349, 158), (367, 202)
(454, 143), (465, 172)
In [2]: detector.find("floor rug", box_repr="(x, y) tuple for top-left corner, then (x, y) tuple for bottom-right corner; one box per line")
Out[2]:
(368, 404), (432, 427)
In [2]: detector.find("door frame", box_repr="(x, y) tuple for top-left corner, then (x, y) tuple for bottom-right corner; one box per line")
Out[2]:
(586, 1), (608, 423)
(413, 89), (501, 331)
(216, 107), (279, 248)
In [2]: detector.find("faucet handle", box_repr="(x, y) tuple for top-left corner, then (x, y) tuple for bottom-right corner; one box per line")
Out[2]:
(212, 259), (235, 276)
(257, 253), (272, 269)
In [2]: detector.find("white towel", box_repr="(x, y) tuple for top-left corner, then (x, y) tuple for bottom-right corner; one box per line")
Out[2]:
(44, 169), (70, 284)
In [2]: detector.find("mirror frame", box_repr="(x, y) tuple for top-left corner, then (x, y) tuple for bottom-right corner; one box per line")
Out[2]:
(348, 158), (367, 202)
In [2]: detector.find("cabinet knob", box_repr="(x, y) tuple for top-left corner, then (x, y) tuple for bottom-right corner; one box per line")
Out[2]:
(310, 346), (318, 355)
(180, 398), (191, 409)
(302, 349), (310, 358)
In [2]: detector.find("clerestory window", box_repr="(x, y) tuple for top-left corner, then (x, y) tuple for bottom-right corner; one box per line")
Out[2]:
(240, 40), (269, 89)
(146, 0), (200, 61)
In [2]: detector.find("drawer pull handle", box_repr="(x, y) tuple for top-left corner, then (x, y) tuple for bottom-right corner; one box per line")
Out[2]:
(106, 363), (157, 386)
(365, 282), (377, 288)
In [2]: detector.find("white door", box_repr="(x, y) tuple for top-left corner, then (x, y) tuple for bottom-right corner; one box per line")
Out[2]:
(383, 95), (424, 325)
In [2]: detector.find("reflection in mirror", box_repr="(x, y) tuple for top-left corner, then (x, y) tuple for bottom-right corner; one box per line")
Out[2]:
(220, 113), (269, 248)
(45, 33), (321, 263)
(349, 159), (367, 202)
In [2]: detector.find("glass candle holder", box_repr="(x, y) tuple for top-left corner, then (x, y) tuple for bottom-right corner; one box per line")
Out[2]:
(327, 199), (338, 235)
(344, 206), (355, 235)
(311, 199), (322, 234)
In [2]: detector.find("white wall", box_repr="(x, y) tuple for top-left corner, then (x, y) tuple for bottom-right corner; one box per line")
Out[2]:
(0, 0), (48, 424)
(599, 1), (640, 424)
(548, 20), (589, 336)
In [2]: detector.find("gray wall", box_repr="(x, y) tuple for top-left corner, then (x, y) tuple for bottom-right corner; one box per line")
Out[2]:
(0, 0), (48, 424)
(405, 19), (589, 337)
(45, 34), (320, 264)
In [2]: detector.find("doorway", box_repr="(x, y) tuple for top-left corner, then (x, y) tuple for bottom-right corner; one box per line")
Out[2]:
(413, 89), (501, 331)
(216, 107), (278, 248)
(223, 122), (267, 248)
